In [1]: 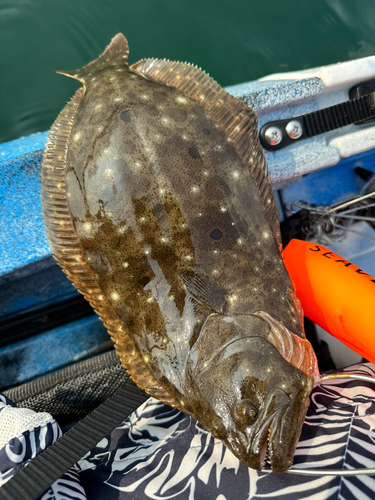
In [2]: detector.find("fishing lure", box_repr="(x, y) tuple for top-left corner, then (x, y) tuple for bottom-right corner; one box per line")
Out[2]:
(42, 34), (319, 473)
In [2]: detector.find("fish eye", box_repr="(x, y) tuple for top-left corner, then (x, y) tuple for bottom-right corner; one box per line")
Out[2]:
(236, 401), (258, 425)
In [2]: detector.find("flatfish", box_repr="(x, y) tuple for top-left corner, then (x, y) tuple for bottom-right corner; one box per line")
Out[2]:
(42, 34), (319, 473)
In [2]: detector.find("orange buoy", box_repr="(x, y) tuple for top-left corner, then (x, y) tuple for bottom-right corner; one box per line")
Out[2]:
(283, 239), (375, 363)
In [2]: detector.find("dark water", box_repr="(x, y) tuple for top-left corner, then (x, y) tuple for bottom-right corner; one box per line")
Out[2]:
(2, 0), (375, 144)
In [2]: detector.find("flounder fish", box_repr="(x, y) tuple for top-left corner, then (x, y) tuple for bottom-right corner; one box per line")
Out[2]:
(42, 34), (319, 473)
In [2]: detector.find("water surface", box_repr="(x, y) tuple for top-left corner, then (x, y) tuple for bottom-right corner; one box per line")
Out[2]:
(2, 0), (375, 143)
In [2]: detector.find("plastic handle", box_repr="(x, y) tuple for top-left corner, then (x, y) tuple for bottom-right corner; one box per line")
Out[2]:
(282, 239), (375, 363)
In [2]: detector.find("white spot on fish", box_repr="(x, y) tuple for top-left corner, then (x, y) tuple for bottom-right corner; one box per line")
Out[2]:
(185, 255), (193, 261)
(160, 188), (165, 195)
(73, 132), (81, 142)
(162, 117), (169, 124)
(263, 231), (269, 239)
(237, 238), (243, 245)
(203, 171), (209, 176)
(114, 97), (121, 101)
(224, 317), (234, 323)
(83, 222), (92, 232)
(228, 294), (238, 305)
(95, 103), (102, 110)
(220, 207), (227, 213)
(111, 292), (119, 301)
(213, 250), (218, 254)
(183, 134), (188, 140)
(176, 96), (187, 104)
(141, 94), (148, 99)
(147, 296), (154, 303)
(191, 186), (199, 193)
(233, 171), (240, 179)
(143, 354), (150, 363)
(254, 287), (258, 292)
(212, 270), (219, 275)
(135, 161), (141, 169)
(123, 262), (129, 268)
(104, 168), (113, 179)
(144, 249), (150, 255)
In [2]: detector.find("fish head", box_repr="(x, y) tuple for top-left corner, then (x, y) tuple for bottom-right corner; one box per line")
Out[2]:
(187, 313), (318, 473)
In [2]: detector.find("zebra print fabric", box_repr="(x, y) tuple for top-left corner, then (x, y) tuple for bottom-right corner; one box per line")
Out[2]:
(1, 363), (375, 499)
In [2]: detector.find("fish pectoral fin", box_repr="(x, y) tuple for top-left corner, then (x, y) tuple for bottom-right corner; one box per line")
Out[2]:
(181, 272), (226, 314)
(130, 57), (281, 247)
(57, 33), (129, 85)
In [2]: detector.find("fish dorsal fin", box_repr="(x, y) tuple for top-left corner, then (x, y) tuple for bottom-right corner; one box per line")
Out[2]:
(131, 58), (281, 247)
(57, 33), (129, 85)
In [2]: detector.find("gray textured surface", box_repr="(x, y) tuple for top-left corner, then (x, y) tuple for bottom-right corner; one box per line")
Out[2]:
(0, 150), (50, 278)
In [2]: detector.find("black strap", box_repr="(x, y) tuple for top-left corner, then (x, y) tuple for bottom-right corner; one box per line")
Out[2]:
(303, 93), (374, 136)
(0, 382), (148, 500)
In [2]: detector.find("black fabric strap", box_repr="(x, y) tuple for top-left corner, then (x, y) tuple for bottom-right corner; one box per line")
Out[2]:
(0, 382), (148, 500)
(303, 93), (375, 136)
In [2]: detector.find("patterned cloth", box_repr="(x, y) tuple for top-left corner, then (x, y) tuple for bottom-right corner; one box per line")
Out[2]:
(1, 363), (375, 500)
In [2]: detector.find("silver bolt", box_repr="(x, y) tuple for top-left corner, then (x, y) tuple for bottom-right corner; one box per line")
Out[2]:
(285, 120), (303, 139)
(264, 126), (283, 146)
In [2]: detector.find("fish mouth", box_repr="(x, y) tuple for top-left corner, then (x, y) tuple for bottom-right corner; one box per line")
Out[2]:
(227, 391), (298, 473)
(227, 411), (280, 472)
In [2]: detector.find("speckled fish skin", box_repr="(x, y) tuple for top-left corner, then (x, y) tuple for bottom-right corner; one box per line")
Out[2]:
(42, 34), (319, 473)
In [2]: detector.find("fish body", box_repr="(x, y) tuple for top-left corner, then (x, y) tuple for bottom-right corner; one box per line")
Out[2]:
(42, 34), (319, 472)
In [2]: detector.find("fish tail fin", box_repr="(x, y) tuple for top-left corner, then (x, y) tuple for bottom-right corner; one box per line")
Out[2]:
(57, 33), (129, 85)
